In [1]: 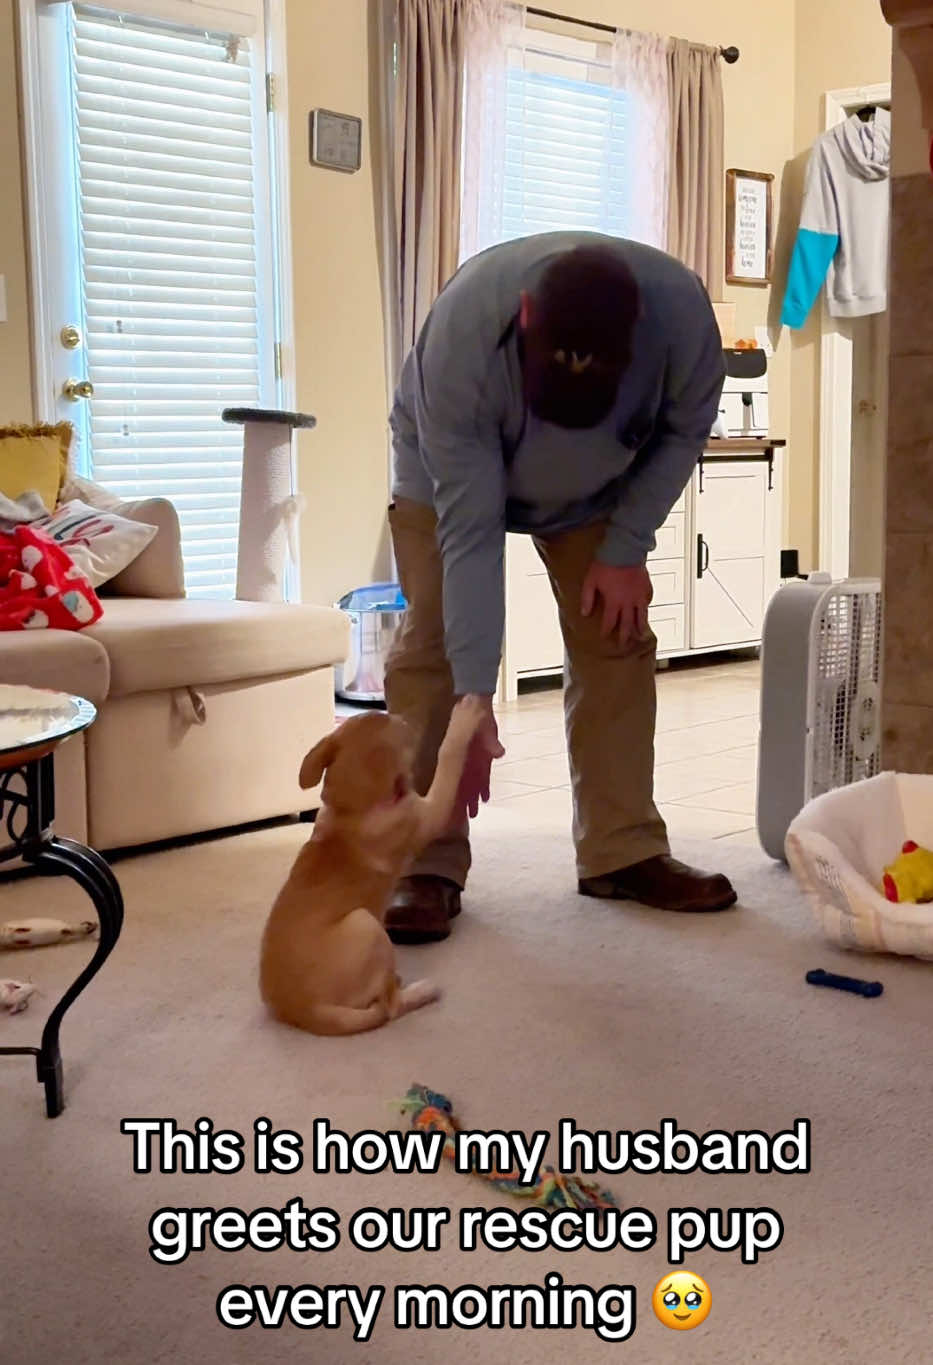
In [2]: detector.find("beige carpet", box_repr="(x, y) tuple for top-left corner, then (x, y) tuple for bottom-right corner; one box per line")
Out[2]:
(3, 804), (932, 1364)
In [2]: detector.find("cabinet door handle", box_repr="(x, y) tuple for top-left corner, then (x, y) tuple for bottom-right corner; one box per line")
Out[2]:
(697, 534), (710, 579)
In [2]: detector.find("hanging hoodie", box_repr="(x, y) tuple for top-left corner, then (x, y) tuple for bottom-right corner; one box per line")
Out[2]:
(781, 107), (890, 329)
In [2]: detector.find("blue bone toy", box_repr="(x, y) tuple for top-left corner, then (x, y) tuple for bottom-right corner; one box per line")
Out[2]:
(806, 968), (883, 999)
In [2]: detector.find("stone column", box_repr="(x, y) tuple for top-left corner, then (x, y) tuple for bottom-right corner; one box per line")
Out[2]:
(880, 2), (933, 769)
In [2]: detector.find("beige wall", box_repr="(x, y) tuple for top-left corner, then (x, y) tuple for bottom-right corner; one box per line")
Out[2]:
(787, 0), (892, 568)
(286, 0), (889, 590)
(0, 0), (34, 424)
(285, 0), (392, 607)
(0, 0), (892, 597)
(286, 0), (798, 602)
(0, 0), (391, 606)
(560, 0), (891, 573)
(553, 0), (797, 472)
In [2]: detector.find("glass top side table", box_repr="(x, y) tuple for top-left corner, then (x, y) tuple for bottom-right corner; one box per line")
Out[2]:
(0, 684), (124, 1117)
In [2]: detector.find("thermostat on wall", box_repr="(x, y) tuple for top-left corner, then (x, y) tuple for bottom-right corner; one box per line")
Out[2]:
(310, 109), (362, 173)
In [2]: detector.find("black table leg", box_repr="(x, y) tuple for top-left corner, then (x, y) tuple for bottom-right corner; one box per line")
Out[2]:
(23, 837), (125, 1117)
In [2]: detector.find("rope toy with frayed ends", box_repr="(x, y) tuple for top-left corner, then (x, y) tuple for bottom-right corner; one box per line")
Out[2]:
(397, 1084), (618, 1211)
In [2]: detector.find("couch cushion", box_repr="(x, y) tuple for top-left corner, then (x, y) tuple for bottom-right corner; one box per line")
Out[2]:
(87, 597), (349, 698)
(0, 629), (110, 705)
(106, 496), (185, 599)
(63, 478), (186, 599)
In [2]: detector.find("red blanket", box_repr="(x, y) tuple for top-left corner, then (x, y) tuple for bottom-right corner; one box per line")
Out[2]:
(0, 524), (102, 631)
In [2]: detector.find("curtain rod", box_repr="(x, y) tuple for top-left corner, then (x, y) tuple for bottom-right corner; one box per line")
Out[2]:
(524, 6), (740, 62)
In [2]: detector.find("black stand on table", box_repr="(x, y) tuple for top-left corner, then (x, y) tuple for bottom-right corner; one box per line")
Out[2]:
(0, 752), (124, 1117)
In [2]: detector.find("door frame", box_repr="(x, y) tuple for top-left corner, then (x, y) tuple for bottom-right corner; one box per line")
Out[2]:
(819, 81), (891, 580)
(18, 0), (61, 423)
(16, 0), (296, 425)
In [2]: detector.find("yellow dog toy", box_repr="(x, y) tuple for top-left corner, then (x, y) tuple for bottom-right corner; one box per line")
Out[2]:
(882, 841), (933, 904)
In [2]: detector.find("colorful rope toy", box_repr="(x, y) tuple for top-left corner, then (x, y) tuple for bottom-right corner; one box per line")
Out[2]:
(397, 1083), (618, 1211)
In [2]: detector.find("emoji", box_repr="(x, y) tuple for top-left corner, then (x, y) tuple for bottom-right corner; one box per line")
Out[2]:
(652, 1271), (711, 1330)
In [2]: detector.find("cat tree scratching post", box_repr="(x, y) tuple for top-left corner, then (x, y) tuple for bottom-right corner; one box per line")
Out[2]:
(221, 407), (315, 602)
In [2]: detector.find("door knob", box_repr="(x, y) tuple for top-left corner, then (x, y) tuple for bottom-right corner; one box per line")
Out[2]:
(62, 378), (94, 402)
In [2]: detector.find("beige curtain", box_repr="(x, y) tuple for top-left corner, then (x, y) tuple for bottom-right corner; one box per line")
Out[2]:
(373, 0), (502, 397)
(666, 39), (724, 294)
(395, 0), (463, 359)
(372, 0), (403, 405)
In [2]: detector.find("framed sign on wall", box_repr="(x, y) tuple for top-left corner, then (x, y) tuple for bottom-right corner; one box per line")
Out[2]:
(726, 169), (774, 286)
(310, 109), (362, 173)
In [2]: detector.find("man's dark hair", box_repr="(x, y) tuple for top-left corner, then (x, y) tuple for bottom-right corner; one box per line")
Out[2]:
(522, 244), (641, 429)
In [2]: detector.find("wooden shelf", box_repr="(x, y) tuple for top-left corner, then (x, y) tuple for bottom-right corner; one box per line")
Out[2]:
(705, 437), (787, 451)
(700, 439), (785, 490)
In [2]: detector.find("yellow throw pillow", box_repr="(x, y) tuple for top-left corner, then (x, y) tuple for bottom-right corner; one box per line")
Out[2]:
(0, 422), (73, 512)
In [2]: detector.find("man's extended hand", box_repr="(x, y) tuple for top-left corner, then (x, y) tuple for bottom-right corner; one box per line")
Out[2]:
(454, 696), (505, 820)
(581, 561), (653, 643)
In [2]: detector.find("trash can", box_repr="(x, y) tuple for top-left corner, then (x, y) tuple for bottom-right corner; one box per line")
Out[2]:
(334, 582), (407, 703)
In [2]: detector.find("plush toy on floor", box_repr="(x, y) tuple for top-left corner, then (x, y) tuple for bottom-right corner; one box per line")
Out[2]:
(0, 979), (36, 1014)
(882, 841), (933, 904)
(398, 1084), (618, 1211)
(0, 917), (97, 948)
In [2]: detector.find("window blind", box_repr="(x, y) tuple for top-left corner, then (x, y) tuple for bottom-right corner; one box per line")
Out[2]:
(469, 44), (630, 256)
(72, 5), (265, 598)
(499, 65), (631, 243)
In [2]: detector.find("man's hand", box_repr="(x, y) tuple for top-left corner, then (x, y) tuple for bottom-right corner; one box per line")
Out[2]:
(453, 695), (505, 821)
(581, 561), (653, 643)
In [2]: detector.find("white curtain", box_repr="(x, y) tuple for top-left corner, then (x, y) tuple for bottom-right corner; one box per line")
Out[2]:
(460, 11), (671, 264)
(611, 29), (670, 251)
(459, 3), (525, 263)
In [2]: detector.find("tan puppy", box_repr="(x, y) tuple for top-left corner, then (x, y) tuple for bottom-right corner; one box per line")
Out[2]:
(260, 696), (485, 1035)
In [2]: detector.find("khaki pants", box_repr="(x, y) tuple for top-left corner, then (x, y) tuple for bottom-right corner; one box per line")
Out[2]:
(384, 497), (670, 884)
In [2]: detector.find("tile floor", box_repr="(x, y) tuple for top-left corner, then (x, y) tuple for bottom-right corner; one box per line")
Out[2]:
(488, 655), (762, 847)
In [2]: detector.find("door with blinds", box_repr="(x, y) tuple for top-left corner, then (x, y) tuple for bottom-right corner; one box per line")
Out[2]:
(30, 0), (277, 598)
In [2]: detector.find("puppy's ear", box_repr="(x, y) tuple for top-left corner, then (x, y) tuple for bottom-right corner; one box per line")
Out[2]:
(299, 732), (340, 790)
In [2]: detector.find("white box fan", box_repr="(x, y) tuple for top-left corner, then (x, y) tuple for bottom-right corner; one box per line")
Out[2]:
(757, 573), (882, 860)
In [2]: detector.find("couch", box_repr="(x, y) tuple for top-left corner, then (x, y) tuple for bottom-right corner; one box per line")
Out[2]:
(0, 493), (349, 851)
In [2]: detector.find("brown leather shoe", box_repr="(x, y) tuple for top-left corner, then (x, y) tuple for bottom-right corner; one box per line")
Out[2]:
(579, 855), (738, 913)
(385, 875), (462, 944)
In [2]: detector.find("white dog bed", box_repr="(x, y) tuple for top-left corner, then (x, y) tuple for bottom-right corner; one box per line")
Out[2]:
(786, 771), (933, 959)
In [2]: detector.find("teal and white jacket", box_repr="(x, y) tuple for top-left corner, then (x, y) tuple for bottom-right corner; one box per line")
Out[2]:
(781, 108), (890, 329)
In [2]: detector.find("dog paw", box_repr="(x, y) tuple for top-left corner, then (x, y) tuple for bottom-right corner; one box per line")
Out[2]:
(449, 694), (488, 738)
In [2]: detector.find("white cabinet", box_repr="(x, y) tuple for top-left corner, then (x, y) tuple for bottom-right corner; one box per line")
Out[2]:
(650, 512), (686, 562)
(498, 442), (784, 701)
(504, 532), (564, 677)
(648, 603), (687, 654)
(693, 458), (777, 650)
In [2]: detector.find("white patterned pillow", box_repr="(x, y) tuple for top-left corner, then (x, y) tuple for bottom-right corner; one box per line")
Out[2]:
(37, 499), (158, 588)
(59, 473), (124, 511)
